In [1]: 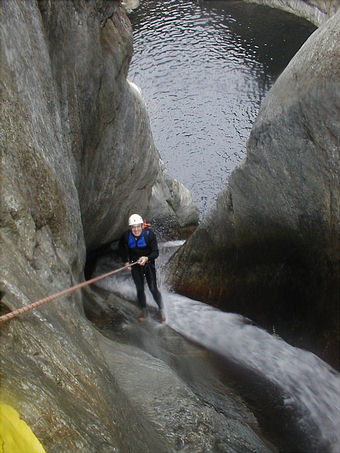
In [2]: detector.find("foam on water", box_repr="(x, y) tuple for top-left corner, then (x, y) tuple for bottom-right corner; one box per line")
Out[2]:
(165, 292), (340, 451)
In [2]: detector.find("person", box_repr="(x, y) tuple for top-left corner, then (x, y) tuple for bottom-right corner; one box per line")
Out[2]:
(119, 214), (165, 322)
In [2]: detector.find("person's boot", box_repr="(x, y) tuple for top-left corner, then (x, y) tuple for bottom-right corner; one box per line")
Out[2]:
(138, 310), (148, 322)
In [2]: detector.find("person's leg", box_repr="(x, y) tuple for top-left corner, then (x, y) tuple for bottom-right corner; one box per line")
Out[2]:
(145, 265), (162, 310)
(131, 266), (147, 317)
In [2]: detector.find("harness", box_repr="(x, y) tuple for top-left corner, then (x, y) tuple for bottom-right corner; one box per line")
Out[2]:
(128, 230), (150, 249)
(127, 230), (155, 268)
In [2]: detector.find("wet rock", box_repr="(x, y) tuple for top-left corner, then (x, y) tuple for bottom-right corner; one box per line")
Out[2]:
(147, 160), (199, 239)
(122, 0), (140, 14)
(168, 11), (340, 368)
(84, 288), (277, 453)
(243, 0), (339, 26)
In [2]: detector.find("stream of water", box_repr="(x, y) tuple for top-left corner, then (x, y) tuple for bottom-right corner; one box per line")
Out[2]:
(166, 298), (340, 452)
(93, 241), (340, 452)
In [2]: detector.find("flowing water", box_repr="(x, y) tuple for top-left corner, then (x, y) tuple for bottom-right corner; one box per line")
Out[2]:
(127, 0), (316, 217)
(93, 242), (340, 452)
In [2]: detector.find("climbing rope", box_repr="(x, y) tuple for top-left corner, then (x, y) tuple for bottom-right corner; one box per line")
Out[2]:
(0, 262), (138, 324)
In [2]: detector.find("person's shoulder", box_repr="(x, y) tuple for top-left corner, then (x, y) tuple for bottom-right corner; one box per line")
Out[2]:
(120, 230), (130, 240)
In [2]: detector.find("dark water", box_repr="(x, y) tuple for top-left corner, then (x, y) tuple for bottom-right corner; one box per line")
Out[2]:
(128, 0), (316, 216)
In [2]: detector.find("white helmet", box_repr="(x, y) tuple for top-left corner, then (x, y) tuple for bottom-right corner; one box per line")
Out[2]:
(128, 214), (143, 226)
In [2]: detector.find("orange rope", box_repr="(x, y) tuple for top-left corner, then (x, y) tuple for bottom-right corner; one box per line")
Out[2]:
(0, 263), (138, 324)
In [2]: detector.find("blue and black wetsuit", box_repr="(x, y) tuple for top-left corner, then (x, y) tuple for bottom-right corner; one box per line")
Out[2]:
(119, 229), (162, 311)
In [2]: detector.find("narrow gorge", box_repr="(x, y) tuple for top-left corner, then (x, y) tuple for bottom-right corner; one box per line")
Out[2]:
(1, 0), (339, 452)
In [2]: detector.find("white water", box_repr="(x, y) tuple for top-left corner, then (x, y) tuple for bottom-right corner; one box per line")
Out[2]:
(166, 295), (340, 450)
(95, 241), (340, 451)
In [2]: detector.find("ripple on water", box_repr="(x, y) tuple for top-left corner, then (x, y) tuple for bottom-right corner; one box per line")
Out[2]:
(128, 0), (315, 216)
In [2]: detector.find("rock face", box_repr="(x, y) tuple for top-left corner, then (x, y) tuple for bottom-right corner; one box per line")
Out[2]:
(35, 0), (197, 251)
(0, 0), (197, 450)
(168, 10), (340, 368)
(147, 159), (200, 238)
(244, 0), (340, 25)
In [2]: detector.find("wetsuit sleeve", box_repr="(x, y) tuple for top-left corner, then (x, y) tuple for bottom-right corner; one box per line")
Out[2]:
(119, 232), (129, 262)
(147, 230), (159, 262)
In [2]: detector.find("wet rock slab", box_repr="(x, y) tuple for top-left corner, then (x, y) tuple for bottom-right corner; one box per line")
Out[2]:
(85, 287), (277, 452)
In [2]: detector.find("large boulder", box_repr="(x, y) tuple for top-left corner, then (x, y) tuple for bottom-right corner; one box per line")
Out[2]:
(168, 10), (340, 368)
(243, 0), (340, 25)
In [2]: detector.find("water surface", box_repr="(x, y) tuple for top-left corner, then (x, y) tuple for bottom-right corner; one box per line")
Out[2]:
(128, 0), (316, 216)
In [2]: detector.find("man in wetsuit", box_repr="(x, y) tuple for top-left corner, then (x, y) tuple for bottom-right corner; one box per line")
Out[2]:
(119, 214), (164, 322)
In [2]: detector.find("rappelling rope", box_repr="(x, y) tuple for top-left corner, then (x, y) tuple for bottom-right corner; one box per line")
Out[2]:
(0, 262), (138, 324)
